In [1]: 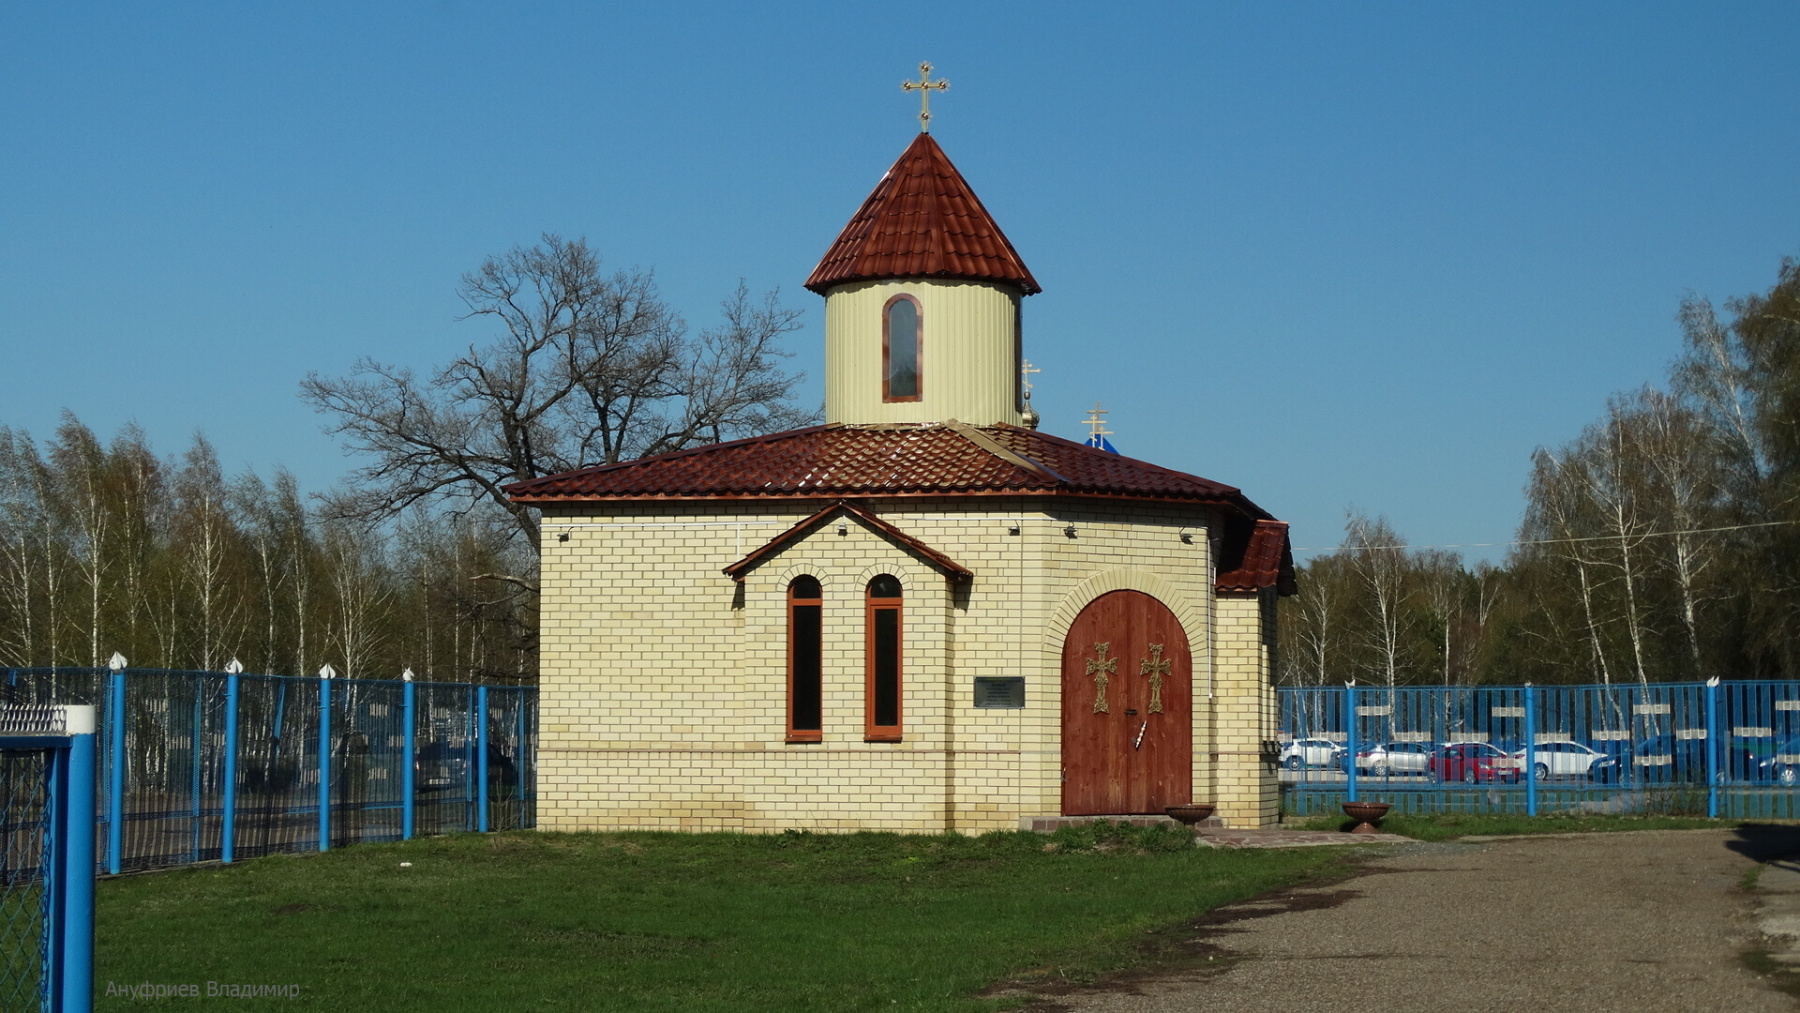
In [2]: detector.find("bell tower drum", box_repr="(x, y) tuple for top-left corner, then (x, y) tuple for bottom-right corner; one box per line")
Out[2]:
(804, 85), (1041, 428)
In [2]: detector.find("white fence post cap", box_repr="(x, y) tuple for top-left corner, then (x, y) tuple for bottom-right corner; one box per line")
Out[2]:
(401, 668), (415, 682)
(224, 658), (245, 675)
(107, 652), (127, 671)
(318, 664), (337, 680)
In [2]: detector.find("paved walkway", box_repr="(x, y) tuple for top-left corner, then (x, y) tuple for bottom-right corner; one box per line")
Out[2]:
(1022, 827), (1800, 1013)
(1192, 825), (1409, 849)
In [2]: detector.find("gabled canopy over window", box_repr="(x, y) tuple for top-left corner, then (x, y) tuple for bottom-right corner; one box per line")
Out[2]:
(883, 295), (921, 402)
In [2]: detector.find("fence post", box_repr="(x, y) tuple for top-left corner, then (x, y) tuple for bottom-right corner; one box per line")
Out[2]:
(517, 689), (528, 830)
(477, 685), (490, 833)
(402, 669), (416, 841)
(1706, 677), (1721, 819)
(62, 705), (96, 1013)
(222, 660), (242, 864)
(1524, 683), (1538, 817)
(107, 653), (126, 876)
(318, 665), (335, 852)
(1345, 682), (1359, 803)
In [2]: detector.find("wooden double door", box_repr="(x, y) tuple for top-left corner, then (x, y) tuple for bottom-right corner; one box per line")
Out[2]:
(1061, 590), (1193, 815)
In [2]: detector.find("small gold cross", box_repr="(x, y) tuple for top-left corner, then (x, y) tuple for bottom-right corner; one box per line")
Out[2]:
(901, 61), (949, 133)
(1083, 402), (1113, 441)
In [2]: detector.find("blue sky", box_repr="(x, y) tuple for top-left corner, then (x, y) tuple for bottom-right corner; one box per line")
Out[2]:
(3, 3), (1796, 564)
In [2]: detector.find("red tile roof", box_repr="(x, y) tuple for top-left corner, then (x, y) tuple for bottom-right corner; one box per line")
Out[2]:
(722, 500), (972, 583)
(506, 422), (1253, 508)
(1216, 520), (1296, 595)
(508, 423), (1295, 596)
(804, 133), (1042, 295)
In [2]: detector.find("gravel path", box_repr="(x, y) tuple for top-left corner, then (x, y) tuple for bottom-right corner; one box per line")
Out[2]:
(1026, 828), (1797, 1013)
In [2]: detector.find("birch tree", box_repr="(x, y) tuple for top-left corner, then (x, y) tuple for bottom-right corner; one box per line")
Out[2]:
(1344, 513), (1414, 688)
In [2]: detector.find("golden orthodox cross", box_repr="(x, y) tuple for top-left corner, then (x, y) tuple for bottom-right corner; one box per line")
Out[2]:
(1140, 644), (1170, 714)
(1083, 402), (1113, 443)
(1087, 642), (1117, 713)
(1020, 359), (1040, 396)
(902, 61), (949, 133)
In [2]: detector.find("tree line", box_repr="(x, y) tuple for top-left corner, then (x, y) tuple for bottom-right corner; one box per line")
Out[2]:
(1281, 257), (1800, 688)
(0, 415), (536, 682)
(0, 235), (812, 684)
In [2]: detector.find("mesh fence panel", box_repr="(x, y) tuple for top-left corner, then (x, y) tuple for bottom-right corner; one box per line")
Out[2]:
(234, 675), (321, 861)
(0, 747), (46, 1012)
(0, 669), (534, 878)
(1280, 681), (1800, 818)
(117, 671), (228, 872)
(413, 683), (476, 837)
(330, 679), (406, 848)
(485, 687), (536, 832)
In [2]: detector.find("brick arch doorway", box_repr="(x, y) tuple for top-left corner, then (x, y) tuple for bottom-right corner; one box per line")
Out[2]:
(1061, 590), (1193, 815)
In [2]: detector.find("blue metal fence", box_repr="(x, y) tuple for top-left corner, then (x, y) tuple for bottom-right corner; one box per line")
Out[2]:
(1279, 680), (1800, 819)
(0, 668), (535, 877)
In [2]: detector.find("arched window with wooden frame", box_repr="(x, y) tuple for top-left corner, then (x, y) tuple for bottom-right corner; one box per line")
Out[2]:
(883, 294), (922, 402)
(865, 574), (904, 741)
(787, 575), (823, 743)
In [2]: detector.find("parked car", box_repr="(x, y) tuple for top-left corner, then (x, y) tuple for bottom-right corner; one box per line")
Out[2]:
(415, 741), (518, 793)
(1430, 742), (1521, 783)
(1353, 741), (1435, 777)
(1588, 734), (1754, 784)
(1509, 740), (1606, 781)
(1279, 738), (1347, 770)
(1758, 737), (1800, 786)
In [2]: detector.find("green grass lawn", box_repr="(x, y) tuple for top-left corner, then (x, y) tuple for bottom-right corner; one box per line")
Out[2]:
(95, 823), (1342, 1011)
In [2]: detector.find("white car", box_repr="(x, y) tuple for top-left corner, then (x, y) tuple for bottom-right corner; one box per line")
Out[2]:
(1510, 741), (1605, 780)
(1279, 738), (1346, 770)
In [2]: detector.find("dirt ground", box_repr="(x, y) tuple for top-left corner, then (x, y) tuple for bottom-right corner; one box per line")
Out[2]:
(1013, 827), (1800, 1013)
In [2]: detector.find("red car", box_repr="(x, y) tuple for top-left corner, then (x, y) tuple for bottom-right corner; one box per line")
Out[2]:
(1430, 742), (1521, 783)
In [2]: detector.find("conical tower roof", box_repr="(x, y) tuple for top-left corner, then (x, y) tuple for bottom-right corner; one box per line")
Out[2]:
(804, 133), (1041, 296)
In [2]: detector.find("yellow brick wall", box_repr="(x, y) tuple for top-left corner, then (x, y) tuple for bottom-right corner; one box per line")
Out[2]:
(1211, 591), (1280, 825)
(535, 497), (1278, 833)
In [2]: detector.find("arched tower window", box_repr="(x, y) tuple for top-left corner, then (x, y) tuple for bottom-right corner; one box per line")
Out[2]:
(865, 574), (904, 741)
(883, 295), (922, 402)
(787, 576), (823, 742)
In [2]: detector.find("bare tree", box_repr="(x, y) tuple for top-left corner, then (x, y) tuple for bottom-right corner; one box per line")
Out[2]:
(1281, 553), (1353, 687)
(48, 415), (114, 668)
(1628, 387), (1726, 677)
(322, 519), (391, 678)
(301, 235), (813, 552)
(1579, 400), (1660, 686)
(1415, 548), (1466, 685)
(172, 436), (244, 671)
(1344, 513), (1414, 689)
(1522, 448), (1617, 685)
(0, 429), (46, 664)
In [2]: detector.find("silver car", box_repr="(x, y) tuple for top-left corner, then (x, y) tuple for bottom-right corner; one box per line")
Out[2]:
(1354, 740), (1434, 776)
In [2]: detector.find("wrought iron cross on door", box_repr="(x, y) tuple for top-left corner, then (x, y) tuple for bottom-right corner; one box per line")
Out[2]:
(1140, 644), (1169, 714)
(1087, 642), (1116, 713)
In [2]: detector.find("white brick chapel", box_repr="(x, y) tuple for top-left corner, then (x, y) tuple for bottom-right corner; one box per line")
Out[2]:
(506, 116), (1295, 833)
